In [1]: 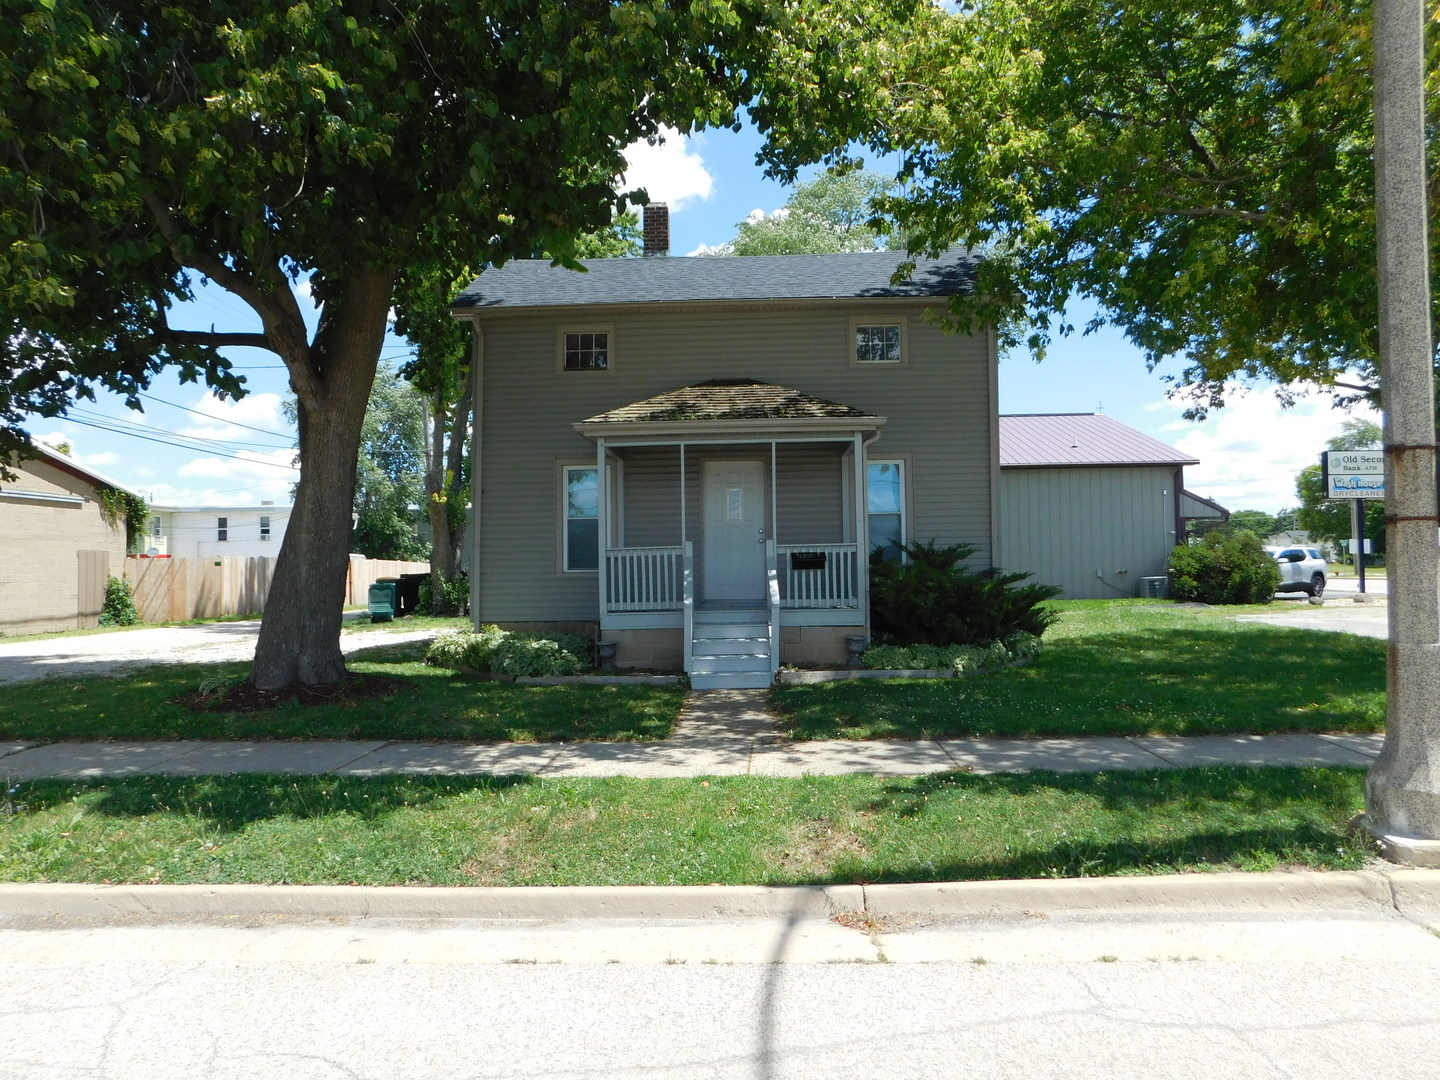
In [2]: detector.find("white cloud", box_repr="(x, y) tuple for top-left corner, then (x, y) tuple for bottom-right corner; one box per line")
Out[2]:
(165, 449), (298, 506)
(621, 127), (714, 211)
(1147, 385), (1381, 512)
(83, 451), (119, 466)
(175, 391), (289, 441)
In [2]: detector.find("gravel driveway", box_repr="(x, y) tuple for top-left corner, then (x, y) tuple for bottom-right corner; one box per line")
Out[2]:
(0, 620), (440, 685)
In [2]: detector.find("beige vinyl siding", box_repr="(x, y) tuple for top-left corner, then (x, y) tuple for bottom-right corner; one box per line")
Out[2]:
(998, 466), (1178, 599)
(474, 303), (995, 622)
(618, 447), (681, 547)
(774, 443), (846, 545)
(0, 459), (128, 634)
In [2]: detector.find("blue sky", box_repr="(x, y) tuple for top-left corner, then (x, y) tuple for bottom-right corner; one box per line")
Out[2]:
(33, 125), (1374, 514)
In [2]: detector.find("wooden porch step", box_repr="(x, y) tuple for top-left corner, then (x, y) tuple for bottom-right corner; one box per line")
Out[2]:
(690, 653), (771, 674)
(691, 635), (769, 656)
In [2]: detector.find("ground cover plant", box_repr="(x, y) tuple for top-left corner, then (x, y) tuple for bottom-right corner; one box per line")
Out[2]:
(0, 767), (1371, 886)
(0, 643), (680, 743)
(425, 626), (593, 678)
(773, 600), (1385, 740)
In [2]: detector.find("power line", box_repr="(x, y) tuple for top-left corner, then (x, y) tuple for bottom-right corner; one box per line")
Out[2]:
(137, 392), (291, 439)
(55, 416), (300, 471)
(68, 408), (293, 452)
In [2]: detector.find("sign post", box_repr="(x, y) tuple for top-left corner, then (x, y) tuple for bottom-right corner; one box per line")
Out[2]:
(1322, 449), (1384, 594)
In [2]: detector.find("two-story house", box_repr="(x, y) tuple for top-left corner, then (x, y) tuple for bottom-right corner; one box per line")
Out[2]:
(451, 214), (993, 688)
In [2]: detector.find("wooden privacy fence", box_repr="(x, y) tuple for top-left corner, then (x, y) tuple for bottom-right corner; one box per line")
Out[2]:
(125, 555), (431, 623)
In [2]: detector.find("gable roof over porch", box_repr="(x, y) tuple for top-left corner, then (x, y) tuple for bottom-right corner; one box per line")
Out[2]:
(574, 379), (885, 441)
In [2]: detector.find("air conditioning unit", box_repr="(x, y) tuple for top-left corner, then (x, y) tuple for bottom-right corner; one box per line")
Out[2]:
(1138, 576), (1168, 599)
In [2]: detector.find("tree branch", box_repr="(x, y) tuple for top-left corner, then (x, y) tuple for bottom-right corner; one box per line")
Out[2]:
(159, 328), (272, 349)
(1154, 204), (1277, 224)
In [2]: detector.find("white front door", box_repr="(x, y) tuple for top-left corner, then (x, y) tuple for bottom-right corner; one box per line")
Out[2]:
(702, 459), (767, 601)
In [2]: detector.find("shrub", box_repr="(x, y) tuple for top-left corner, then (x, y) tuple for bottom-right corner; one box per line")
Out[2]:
(1168, 530), (1280, 605)
(97, 576), (139, 626)
(861, 632), (1042, 675)
(869, 540), (1060, 647)
(425, 625), (590, 677)
(419, 572), (470, 616)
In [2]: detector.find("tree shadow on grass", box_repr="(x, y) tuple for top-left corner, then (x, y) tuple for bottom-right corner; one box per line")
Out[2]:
(11, 774), (536, 833)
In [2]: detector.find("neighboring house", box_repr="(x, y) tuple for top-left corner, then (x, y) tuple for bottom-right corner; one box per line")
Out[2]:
(0, 443), (134, 635)
(144, 502), (291, 558)
(451, 217), (991, 687)
(996, 413), (1227, 599)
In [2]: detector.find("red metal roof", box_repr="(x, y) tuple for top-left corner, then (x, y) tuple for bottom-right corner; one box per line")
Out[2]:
(999, 413), (1198, 468)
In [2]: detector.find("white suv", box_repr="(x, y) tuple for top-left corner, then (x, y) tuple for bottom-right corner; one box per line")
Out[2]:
(1266, 546), (1328, 598)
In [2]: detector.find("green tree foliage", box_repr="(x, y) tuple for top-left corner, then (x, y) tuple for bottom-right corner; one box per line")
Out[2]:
(352, 364), (429, 562)
(758, 0), (1440, 411)
(869, 540), (1060, 647)
(1168, 531), (1281, 605)
(0, 0), (811, 688)
(1228, 510), (1281, 538)
(1295, 419), (1386, 553)
(712, 169), (895, 255)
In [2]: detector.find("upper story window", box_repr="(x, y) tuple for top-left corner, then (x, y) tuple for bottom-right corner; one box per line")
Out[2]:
(217, 516), (228, 542)
(150, 515), (163, 538)
(562, 330), (610, 371)
(259, 516), (271, 541)
(853, 321), (905, 365)
(563, 466), (599, 572)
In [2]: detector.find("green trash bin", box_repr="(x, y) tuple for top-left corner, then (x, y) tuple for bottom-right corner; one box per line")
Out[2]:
(368, 580), (398, 623)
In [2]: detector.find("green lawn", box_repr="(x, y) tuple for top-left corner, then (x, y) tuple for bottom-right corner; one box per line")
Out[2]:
(0, 766), (1371, 886)
(0, 643), (682, 743)
(773, 601), (1386, 740)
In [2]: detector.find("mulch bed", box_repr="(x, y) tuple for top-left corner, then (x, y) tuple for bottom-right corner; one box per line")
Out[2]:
(176, 673), (407, 713)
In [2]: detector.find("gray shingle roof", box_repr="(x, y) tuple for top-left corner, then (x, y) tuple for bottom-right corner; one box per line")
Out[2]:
(453, 249), (978, 310)
(999, 414), (1198, 467)
(582, 380), (872, 424)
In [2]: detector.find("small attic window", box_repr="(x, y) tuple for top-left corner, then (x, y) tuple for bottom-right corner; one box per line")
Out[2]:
(561, 329), (611, 371)
(852, 320), (906, 365)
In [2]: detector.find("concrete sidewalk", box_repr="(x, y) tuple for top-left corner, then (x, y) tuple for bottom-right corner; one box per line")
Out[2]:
(0, 728), (1383, 782)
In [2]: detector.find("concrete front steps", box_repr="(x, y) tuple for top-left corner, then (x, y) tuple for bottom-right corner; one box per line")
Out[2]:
(688, 610), (774, 690)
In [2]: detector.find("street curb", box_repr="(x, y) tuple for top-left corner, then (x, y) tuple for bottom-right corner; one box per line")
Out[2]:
(0, 883), (866, 921)
(3, 870), (1438, 922)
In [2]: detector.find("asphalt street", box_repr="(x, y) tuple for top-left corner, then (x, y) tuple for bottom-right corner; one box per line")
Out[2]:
(4, 907), (1440, 1080)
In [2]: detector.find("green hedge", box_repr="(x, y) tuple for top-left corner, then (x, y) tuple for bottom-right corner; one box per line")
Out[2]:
(1168, 531), (1280, 605)
(425, 626), (592, 677)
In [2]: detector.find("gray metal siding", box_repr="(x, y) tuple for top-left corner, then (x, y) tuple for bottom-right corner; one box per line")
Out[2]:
(474, 304), (995, 621)
(998, 466), (1178, 599)
(775, 444), (845, 545)
(619, 448), (681, 546)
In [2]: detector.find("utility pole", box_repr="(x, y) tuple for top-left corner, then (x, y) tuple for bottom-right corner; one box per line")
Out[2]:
(1364, 0), (1440, 863)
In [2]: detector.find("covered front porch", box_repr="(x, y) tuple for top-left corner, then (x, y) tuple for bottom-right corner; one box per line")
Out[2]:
(574, 380), (885, 687)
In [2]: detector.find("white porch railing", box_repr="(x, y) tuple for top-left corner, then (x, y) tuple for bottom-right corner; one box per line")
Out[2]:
(604, 545), (685, 612)
(777, 543), (861, 609)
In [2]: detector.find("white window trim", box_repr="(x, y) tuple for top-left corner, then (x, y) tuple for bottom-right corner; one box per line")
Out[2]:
(560, 463), (600, 574)
(865, 457), (908, 560)
(556, 325), (615, 374)
(849, 317), (908, 367)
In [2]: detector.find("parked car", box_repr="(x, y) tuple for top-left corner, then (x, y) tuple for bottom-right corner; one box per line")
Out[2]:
(1266, 546), (1328, 597)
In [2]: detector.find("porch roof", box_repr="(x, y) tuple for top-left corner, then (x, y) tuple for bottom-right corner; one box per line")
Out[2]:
(573, 379), (885, 441)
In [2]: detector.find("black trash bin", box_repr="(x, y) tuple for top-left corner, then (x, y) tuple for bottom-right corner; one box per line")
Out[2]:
(395, 572), (429, 617)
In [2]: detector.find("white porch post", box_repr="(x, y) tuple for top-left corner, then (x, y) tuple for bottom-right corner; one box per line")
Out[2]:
(596, 435), (608, 624)
(852, 432), (868, 633)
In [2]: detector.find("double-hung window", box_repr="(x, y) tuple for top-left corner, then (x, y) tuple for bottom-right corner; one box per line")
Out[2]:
(217, 516), (228, 542)
(259, 516), (271, 541)
(866, 461), (906, 561)
(564, 466), (599, 571)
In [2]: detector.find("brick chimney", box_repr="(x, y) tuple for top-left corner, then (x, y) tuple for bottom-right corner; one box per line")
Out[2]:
(642, 203), (669, 256)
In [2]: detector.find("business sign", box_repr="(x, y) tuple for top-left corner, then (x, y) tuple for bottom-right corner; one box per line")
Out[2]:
(1323, 450), (1385, 500)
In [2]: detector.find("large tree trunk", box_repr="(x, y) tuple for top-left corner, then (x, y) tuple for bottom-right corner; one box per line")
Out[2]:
(251, 268), (395, 690)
